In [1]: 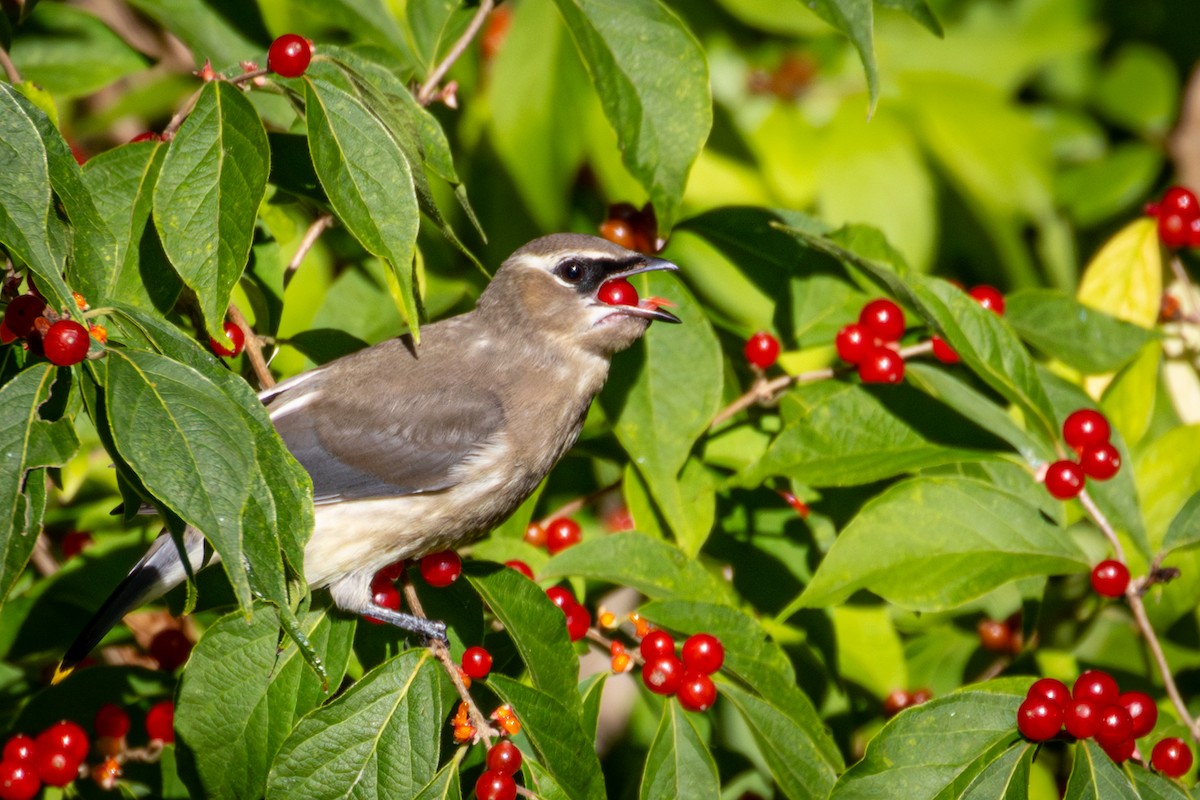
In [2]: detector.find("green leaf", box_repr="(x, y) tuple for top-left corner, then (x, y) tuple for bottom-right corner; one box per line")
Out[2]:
(1093, 44), (1179, 137)
(464, 563), (580, 705)
(799, 476), (1089, 611)
(1127, 763), (1193, 800)
(604, 276), (722, 545)
(876, 0), (942, 36)
(639, 701), (719, 800)
(176, 603), (354, 800)
(267, 649), (444, 800)
(550, 0), (711, 228)
(804, 0), (878, 113)
(9, 4), (147, 98)
(743, 382), (1002, 488)
(104, 348), (258, 610)
(0, 83), (74, 307)
(1162, 491), (1200, 558)
(412, 756), (463, 800)
(153, 81), (269, 339)
(488, 675), (606, 800)
(80, 142), (179, 310)
(720, 681), (839, 800)
(125, 0), (263, 67)
(540, 532), (735, 606)
(1063, 740), (1141, 800)
(304, 77), (420, 337)
(0, 366), (79, 605)
(830, 678), (1028, 799)
(1057, 143), (1161, 227)
(1005, 289), (1153, 375)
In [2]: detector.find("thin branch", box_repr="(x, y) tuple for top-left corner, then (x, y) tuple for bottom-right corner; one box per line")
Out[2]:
(537, 480), (622, 528)
(401, 578), (498, 746)
(161, 85), (203, 139)
(1079, 492), (1198, 746)
(284, 214), (334, 290)
(227, 303), (275, 390)
(30, 532), (60, 577)
(416, 0), (495, 105)
(0, 46), (22, 84)
(228, 67), (269, 87)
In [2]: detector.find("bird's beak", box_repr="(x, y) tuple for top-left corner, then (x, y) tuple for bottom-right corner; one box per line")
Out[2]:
(601, 257), (682, 324)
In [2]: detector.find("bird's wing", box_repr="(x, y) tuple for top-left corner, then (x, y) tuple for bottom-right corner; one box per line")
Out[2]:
(267, 377), (506, 505)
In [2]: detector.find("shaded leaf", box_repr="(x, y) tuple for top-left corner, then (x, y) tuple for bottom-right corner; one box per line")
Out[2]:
(153, 81), (269, 340)
(640, 701), (719, 800)
(804, 0), (878, 113)
(267, 649), (444, 800)
(1162, 491), (1200, 558)
(799, 476), (1089, 611)
(412, 756), (463, 800)
(9, 4), (147, 98)
(1063, 740), (1141, 800)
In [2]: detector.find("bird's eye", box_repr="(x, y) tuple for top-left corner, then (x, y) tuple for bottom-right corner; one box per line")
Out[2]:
(558, 260), (586, 283)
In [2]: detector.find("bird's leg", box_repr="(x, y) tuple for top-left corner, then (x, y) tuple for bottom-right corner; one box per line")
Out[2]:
(366, 605), (449, 645)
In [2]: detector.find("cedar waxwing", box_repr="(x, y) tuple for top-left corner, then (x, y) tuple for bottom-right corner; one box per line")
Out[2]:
(55, 233), (680, 679)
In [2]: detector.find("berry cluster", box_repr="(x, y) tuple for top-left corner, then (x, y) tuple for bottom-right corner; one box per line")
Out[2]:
(1, 281), (99, 367)
(475, 739), (523, 800)
(545, 586), (591, 642)
(1043, 409), (1121, 500)
(523, 517), (582, 555)
(598, 202), (664, 254)
(977, 613), (1024, 655)
(835, 299), (908, 383)
(1145, 186), (1200, 250)
(1016, 672), (1176, 767)
(0, 703), (175, 800)
(882, 687), (933, 717)
(639, 630), (724, 712)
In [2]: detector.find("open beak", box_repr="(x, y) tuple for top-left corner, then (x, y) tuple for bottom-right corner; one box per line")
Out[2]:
(601, 257), (682, 324)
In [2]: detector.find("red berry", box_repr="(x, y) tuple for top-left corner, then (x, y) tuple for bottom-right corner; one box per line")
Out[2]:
(910, 688), (933, 706)
(0, 761), (39, 800)
(1073, 670), (1119, 708)
(1189, 216), (1200, 248)
(858, 346), (905, 384)
(94, 704), (130, 739)
(1151, 737), (1194, 778)
(1159, 213), (1191, 249)
(149, 628), (193, 670)
(461, 646), (493, 680)
(835, 323), (870, 364)
(419, 550), (461, 587)
(60, 531), (92, 560)
(544, 517), (582, 555)
(1, 738), (34, 767)
(642, 656), (685, 696)
(485, 740), (522, 776)
(1102, 735), (1136, 764)
(35, 721), (88, 764)
(1044, 460), (1085, 500)
(0, 319), (14, 344)
(597, 278), (638, 307)
(1161, 186), (1200, 218)
(639, 630), (676, 661)
(3, 294), (46, 338)
(599, 219), (637, 251)
(1118, 691), (1158, 739)
(145, 701), (175, 743)
(977, 619), (1012, 653)
(545, 586), (575, 609)
(267, 33), (313, 78)
(677, 672), (717, 712)
(1090, 560), (1130, 598)
(931, 335), (959, 364)
(523, 522), (546, 547)
(564, 602), (591, 642)
(1064, 699), (1100, 740)
(744, 331), (781, 369)
(129, 131), (160, 143)
(43, 320), (90, 366)
(1062, 409), (1111, 450)
(859, 299), (906, 342)
(475, 769), (517, 800)
(1028, 678), (1071, 711)
(1017, 696), (1063, 741)
(504, 559), (533, 579)
(34, 748), (78, 787)
(1094, 704), (1133, 748)
(1080, 442), (1121, 480)
(376, 560), (405, 583)
(882, 689), (910, 717)
(365, 582), (401, 625)
(680, 633), (724, 674)
(209, 320), (245, 358)
(969, 285), (1005, 315)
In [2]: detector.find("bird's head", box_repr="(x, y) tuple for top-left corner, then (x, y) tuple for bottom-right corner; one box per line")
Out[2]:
(477, 233), (682, 355)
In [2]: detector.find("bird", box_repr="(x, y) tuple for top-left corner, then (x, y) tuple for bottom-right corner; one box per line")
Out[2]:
(54, 233), (681, 681)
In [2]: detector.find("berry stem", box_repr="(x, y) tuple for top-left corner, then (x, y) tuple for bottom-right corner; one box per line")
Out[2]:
(416, 0), (495, 105)
(0, 44), (22, 84)
(1077, 489), (1199, 747)
(400, 576), (498, 746)
(284, 214), (335, 290)
(226, 303), (275, 390)
(228, 67), (270, 86)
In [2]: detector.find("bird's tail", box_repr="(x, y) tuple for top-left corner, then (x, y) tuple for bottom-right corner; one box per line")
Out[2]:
(53, 528), (210, 684)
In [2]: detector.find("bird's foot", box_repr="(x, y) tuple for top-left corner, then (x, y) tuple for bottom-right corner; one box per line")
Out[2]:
(366, 606), (449, 646)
